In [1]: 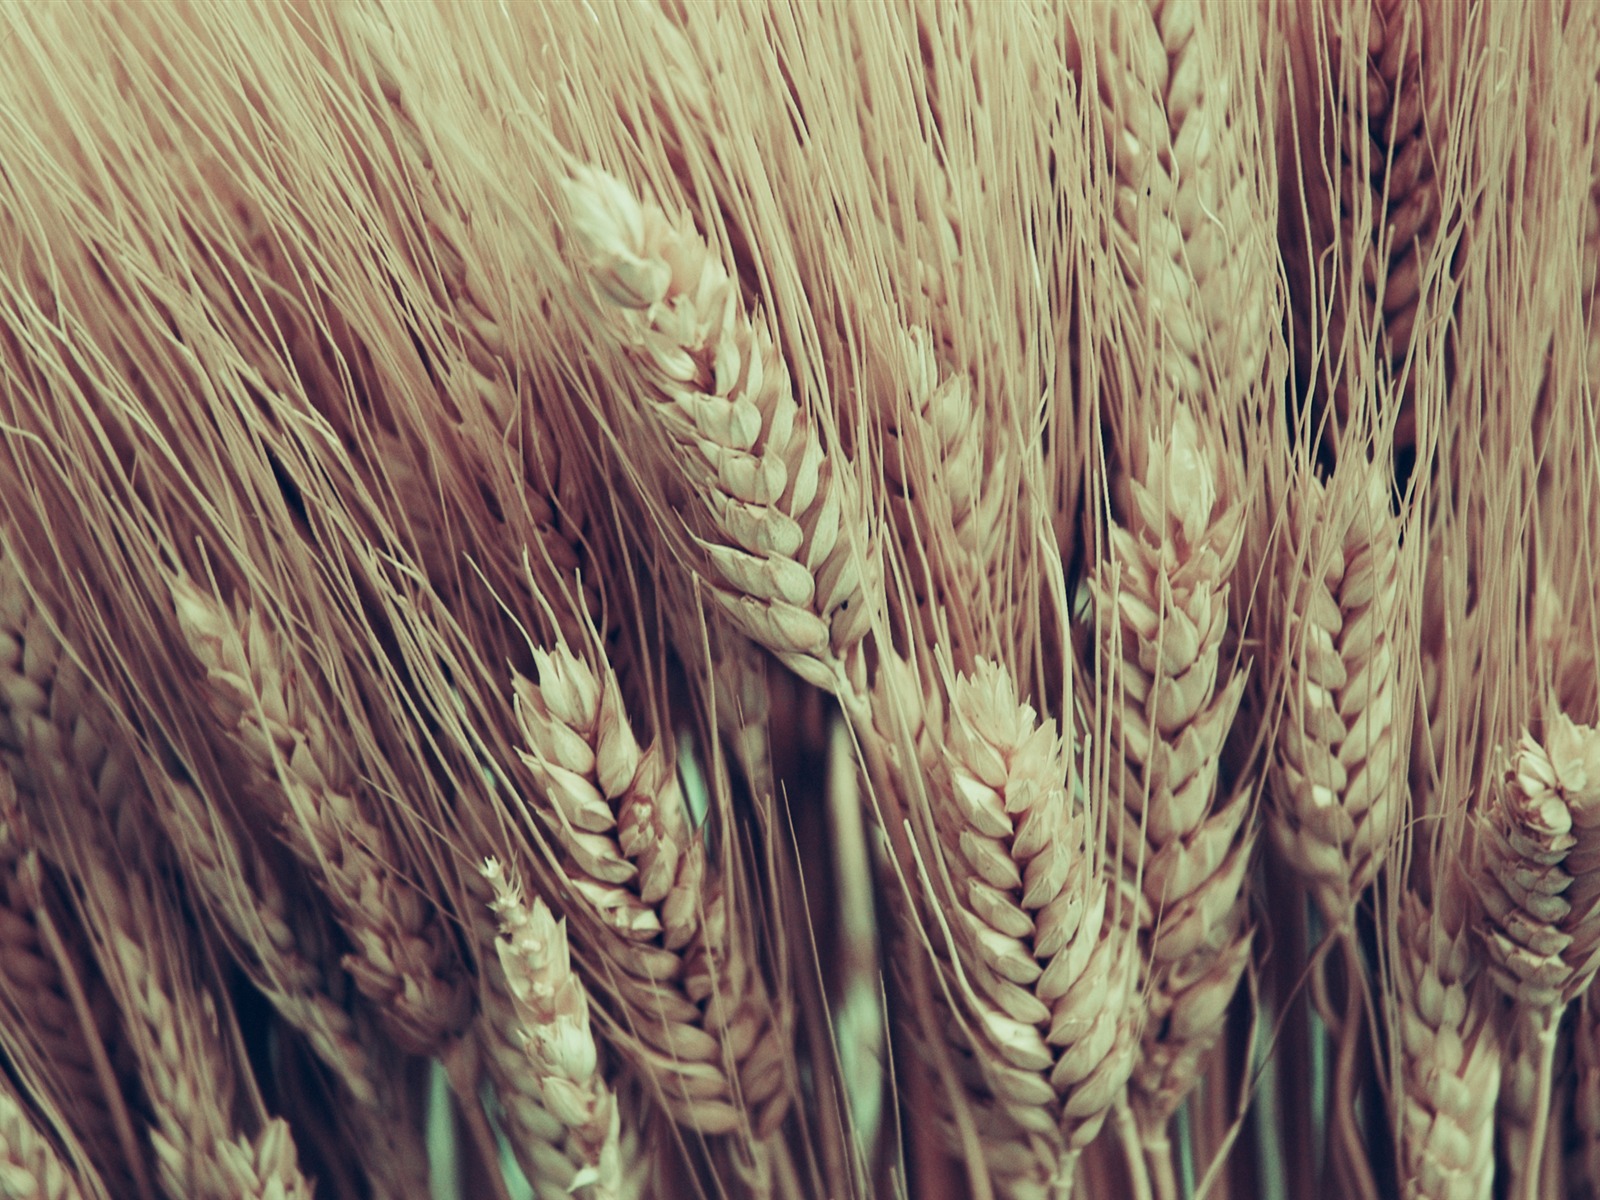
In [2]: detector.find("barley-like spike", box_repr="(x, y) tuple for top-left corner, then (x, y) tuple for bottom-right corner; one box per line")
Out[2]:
(563, 165), (883, 700)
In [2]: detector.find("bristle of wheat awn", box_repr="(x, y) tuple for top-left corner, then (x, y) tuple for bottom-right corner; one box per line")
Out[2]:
(170, 575), (470, 1054)
(1091, 403), (1254, 1138)
(562, 164), (883, 700)
(1392, 891), (1498, 1200)
(512, 641), (788, 1136)
(480, 857), (624, 1199)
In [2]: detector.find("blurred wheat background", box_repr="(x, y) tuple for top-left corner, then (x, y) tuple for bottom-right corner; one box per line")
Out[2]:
(0, 1), (1595, 1198)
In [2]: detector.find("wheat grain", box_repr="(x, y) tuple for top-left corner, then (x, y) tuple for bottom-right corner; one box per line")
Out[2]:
(170, 575), (470, 1055)
(563, 164), (882, 701)
(512, 640), (788, 1137)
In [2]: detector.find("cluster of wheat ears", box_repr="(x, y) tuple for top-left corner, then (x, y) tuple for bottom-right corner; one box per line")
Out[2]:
(0, 2), (1595, 1199)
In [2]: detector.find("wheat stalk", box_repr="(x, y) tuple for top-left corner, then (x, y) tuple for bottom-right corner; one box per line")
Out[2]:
(511, 640), (789, 1139)
(562, 164), (883, 702)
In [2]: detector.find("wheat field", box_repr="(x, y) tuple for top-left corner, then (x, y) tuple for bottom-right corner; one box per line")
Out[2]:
(0, 1), (1595, 1198)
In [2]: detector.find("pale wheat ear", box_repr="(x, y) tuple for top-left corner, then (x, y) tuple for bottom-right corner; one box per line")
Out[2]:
(479, 855), (628, 1199)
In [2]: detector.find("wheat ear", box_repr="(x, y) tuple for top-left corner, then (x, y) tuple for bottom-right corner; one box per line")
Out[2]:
(1269, 465), (1404, 926)
(1470, 710), (1600, 1200)
(0, 776), (142, 1197)
(1392, 890), (1498, 1200)
(171, 575), (470, 1055)
(1094, 0), (1274, 410)
(898, 655), (1138, 1193)
(1286, 0), (1449, 447)
(480, 857), (626, 1199)
(513, 641), (788, 1137)
(563, 164), (882, 700)
(879, 326), (1010, 662)
(0, 1074), (90, 1200)
(149, 775), (378, 1106)
(1091, 404), (1253, 1146)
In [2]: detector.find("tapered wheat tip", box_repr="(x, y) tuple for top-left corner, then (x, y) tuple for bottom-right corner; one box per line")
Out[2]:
(1473, 711), (1600, 1011)
(481, 857), (622, 1199)
(1393, 892), (1499, 1200)
(513, 642), (788, 1136)
(1269, 465), (1405, 926)
(562, 164), (881, 698)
